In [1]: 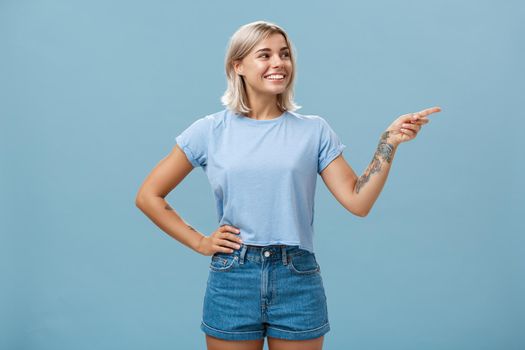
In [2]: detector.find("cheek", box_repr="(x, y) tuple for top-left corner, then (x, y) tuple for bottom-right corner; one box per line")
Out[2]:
(257, 67), (270, 77)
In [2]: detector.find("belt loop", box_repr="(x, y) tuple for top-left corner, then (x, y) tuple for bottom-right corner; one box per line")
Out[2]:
(239, 244), (247, 264)
(281, 245), (288, 265)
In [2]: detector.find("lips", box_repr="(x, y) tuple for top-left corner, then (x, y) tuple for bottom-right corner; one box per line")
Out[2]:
(263, 74), (286, 82)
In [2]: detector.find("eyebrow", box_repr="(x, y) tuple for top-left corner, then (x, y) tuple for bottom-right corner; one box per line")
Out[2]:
(255, 46), (290, 54)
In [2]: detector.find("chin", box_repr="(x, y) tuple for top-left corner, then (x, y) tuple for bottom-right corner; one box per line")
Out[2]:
(266, 87), (287, 95)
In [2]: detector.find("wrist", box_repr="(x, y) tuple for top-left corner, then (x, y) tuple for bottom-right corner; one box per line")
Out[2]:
(195, 235), (206, 255)
(377, 131), (397, 164)
(381, 130), (399, 148)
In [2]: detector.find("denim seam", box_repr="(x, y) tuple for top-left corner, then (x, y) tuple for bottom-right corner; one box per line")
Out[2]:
(266, 321), (330, 334)
(201, 320), (264, 334)
(210, 256), (237, 272)
(288, 256), (320, 274)
(288, 264), (320, 274)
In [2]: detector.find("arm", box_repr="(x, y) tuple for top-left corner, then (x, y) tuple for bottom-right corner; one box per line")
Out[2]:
(320, 131), (397, 217)
(320, 106), (441, 216)
(135, 145), (206, 253)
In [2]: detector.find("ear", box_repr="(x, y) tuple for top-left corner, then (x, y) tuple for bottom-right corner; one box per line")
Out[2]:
(233, 60), (244, 76)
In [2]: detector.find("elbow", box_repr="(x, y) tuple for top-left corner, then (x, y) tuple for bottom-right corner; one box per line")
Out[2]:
(348, 185), (370, 217)
(135, 192), (164, 210)
(346, 197), (370, 217)
(352, 205), (370, 218)
(346, 206), (368, 218)
(355, 210), (369, 218)
(135, 191), (148, 209)
(135, 195), (144, 209)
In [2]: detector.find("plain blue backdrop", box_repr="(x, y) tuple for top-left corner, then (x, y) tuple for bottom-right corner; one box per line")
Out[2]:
(1, 0), (523, 349)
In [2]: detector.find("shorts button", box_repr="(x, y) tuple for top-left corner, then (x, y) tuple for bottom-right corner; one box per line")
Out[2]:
(264, 251), (271, 257)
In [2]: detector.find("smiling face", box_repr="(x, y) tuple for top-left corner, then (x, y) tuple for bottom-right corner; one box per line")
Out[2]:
(233, 33), (293, 100)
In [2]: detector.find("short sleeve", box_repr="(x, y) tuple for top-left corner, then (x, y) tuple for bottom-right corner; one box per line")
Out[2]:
(175, 115), (213, 168)
(318, 117), (347, 174)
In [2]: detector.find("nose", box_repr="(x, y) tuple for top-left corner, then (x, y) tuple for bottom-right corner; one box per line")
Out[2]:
(270, 54), (284, 68)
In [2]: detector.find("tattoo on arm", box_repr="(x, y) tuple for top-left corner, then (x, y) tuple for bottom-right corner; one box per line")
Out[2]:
(164, 204), (174, 211)
(355, 131), (395, 194)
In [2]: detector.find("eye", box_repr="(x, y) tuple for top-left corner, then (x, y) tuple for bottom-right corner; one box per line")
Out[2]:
(258, 52), (291, 59)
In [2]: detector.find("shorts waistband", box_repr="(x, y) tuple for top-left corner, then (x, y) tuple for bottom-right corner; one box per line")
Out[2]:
(233, 243), (308, 265)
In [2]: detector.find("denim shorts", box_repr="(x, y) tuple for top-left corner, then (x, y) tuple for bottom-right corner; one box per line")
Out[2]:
(200, 243), (330, 341)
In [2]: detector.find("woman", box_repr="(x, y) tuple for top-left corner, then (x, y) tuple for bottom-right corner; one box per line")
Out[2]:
(136, 20), (441, 350)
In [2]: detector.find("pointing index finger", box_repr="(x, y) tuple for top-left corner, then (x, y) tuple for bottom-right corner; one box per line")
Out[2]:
(417, 106), (442, 117)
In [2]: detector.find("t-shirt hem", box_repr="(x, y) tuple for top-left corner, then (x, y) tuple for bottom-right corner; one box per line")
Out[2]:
(175, 136), (199, 168)
(318, 144), (346, 173)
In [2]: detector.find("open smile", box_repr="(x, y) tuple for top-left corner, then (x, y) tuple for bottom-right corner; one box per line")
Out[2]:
(263, 73), (286, 82)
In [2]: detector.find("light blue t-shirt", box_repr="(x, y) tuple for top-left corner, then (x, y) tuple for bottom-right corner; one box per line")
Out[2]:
(175, 108), (346, 253)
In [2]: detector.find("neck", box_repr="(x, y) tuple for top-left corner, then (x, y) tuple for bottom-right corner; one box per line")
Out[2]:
(244, 89), (282, 120)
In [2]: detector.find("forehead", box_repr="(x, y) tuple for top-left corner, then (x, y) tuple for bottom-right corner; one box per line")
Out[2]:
(254, 33), (288, 50)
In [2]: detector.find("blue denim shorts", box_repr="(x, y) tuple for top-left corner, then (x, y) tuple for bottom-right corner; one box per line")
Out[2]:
(200, 243), (330, 341)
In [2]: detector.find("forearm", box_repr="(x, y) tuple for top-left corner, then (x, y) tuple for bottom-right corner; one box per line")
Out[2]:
(135, 195), (205, 254)
(353, 131), (398, 216)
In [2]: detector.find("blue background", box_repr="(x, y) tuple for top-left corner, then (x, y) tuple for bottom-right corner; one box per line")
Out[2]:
(1, 0), (523, 349)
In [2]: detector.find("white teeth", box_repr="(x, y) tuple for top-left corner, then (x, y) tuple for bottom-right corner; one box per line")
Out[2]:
(265, 74), (285, 80)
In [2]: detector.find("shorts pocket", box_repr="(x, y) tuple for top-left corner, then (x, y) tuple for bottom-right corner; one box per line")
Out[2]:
(288, 251), (320, 275)
(209, 253), (238, 272)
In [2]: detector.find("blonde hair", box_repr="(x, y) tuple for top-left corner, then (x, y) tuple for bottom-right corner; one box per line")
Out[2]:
(220, 20), (302, 115)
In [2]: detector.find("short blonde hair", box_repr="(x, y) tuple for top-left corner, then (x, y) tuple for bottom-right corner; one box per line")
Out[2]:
(221, 20), (302, 115)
